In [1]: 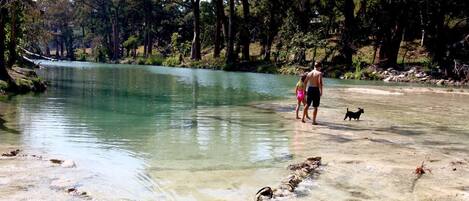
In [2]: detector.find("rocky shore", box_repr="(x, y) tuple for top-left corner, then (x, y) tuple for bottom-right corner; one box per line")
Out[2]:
(379, 67), (469, 87)
(0, 67), (47, 95)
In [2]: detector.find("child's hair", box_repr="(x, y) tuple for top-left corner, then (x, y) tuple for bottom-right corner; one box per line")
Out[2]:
(300, 74), (307, 82)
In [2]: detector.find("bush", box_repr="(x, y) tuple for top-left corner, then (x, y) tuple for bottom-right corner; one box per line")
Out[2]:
(145, 56), (164, 65)
(0, 80), (8, 92)
(136, 57), (146, 65)
(93, 45), (108, 62)
(77, 52), (87, 61)
(163, 56), (181, 66)
(343, 71), (355, 79)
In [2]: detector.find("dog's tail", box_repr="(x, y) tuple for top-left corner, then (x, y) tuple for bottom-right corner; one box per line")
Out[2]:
(347, 108), (349, 112)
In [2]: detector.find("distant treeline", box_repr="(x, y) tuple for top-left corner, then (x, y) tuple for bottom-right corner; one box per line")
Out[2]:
(1, 0), (469, 79)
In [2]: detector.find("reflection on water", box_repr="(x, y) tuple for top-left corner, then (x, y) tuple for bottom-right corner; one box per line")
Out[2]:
(1, 61), (302, 200)
(1, 61), (469, 200)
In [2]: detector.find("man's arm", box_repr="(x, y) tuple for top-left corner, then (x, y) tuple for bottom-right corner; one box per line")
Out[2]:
(303, 73), (310, 88)
(319, 73), (323, 96)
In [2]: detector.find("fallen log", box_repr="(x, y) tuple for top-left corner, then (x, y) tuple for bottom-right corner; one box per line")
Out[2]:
(255, 157), (322, 201)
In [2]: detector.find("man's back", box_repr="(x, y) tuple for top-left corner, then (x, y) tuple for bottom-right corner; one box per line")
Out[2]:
(307, 69), (322, 88)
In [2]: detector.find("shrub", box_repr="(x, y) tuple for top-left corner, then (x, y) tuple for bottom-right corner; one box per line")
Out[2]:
(77, 52), (87, 61)
(163, 56), (181, 66)
(145, 56), (164, 65)
(93, 45), (108, 62)
(0, 80), (8, 91)
(343, 71), (355, 79)
(136, 57), (146, 65)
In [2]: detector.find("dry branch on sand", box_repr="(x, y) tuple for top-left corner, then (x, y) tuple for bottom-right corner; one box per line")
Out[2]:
(411, 161), (432, 192)
(255, 157), (322, 201)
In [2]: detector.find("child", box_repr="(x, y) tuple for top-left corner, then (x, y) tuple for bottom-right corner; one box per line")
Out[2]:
(295, 74), (307, 119)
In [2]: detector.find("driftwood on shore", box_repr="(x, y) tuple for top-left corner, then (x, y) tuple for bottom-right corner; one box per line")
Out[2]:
(255, 157), (322, 201)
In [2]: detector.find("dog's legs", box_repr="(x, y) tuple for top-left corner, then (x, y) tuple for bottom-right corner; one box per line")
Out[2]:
(344, 115), (348, 120)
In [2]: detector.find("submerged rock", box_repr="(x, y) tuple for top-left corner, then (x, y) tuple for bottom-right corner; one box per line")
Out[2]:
(61, 160), (76, 168)
(1, 149), (20, 157)
(255, 157), (322, 201)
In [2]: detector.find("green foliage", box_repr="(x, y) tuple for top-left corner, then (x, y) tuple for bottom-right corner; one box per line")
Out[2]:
(0, 80), (8, 91)
(170, 33), (191, 57)
(145, 56), (164, 65)
(422, 58), (436, 72)
(77, 52), (87, 61)
(136, 57), (146, 65)
(93, 45), (108, 63)
(123, 35), (139, 50)
(163, 56), (181, 66)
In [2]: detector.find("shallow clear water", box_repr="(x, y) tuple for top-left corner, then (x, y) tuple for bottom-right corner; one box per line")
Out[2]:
(1, 61), (469, 201)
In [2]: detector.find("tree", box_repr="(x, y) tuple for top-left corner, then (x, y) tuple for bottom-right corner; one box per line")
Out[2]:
(239, 0), (250, 61)
(371, 0), (409, 69)
(190, 0), (201, 60)
(225, 0), (236, 64)
(213, 0), (225, 58)
(339, 0), (356, 69)
(7, 0), (20, 67)
(0, 4), (10, 81)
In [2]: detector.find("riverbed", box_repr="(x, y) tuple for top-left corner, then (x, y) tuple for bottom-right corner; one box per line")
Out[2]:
(1, 61), (468, 201)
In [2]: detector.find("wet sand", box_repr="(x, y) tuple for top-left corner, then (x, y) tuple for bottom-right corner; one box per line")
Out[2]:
(1, 86), (469, 201)
(260, 87), (469, 201)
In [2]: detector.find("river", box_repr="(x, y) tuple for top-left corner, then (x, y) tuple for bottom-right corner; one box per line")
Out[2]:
(0, 61), (468, 201)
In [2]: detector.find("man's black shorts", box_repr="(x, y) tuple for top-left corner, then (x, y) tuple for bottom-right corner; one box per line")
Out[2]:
(306, 87), (321, 107)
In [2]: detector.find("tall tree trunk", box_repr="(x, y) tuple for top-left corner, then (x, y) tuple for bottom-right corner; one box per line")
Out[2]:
(82, 26), (86, 54)
(190, 0), (201, 60)
(7, 1), (19, 68)
(214, 0), (224, 58)
(60, 38), (65, 58)
(263, 3), (278, 62)
(111, 15), (120, 60)
(376, 22), (404, 68)
(226, 0), (236, 64)
(240, 0), (250, 61)
(0, 6), (11, 81)
(45, 45), (51, 57)
(375, 1), (408, 69)
(148, 33), (153, 56)
(55, 32), (60, 59)
(340, 0), (355, 70)
(263, 37), (273, 61)
(143, 30), (148, 57)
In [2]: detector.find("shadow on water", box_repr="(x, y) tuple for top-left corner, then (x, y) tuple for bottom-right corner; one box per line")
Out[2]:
(0, 115), (20, 134)
(320, 121), (371, 132)
(375, 125), (425, 136)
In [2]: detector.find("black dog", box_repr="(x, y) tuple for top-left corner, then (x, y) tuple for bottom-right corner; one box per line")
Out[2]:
(344, 108), (364, 121)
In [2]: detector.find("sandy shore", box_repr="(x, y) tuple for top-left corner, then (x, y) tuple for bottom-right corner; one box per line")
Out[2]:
(250, 86), (469, 201)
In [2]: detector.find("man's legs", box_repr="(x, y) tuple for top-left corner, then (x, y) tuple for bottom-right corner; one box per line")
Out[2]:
(312, 107), (318, 125)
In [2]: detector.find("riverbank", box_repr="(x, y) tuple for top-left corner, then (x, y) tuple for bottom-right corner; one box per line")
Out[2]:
(69, 55), (469, 88)
(340, 65), (469, 87)
(0, 67), (47, 96)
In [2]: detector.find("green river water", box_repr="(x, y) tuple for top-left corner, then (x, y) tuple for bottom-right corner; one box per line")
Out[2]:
(1, 61), (469, 201)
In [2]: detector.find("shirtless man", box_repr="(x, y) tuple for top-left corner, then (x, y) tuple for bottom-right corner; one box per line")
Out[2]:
(302, 62), (323, 125)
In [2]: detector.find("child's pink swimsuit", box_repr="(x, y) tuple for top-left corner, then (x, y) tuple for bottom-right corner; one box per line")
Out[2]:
(297, 90), (305, 101)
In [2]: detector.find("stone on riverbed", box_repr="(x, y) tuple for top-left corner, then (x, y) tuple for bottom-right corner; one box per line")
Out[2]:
(61, 160), (76, 168)
(255, 157), (322, 201)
